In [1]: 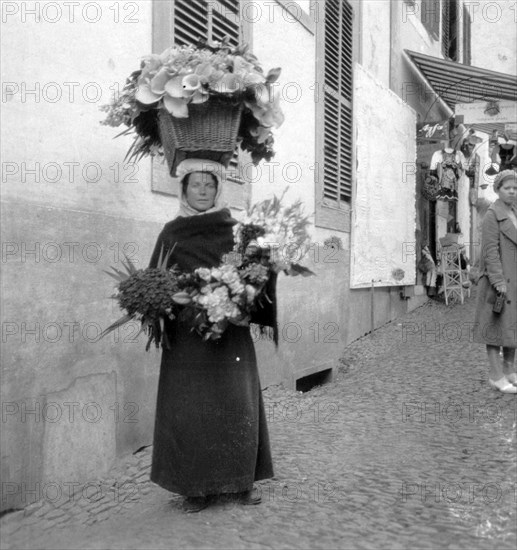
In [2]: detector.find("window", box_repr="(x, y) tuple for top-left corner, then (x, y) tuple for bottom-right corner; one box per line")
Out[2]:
(462, 5), (472, 65)
(151, 0), (251, 209)
(315, 0), (354, 230)
(421, 0), (460, 61)
(442, 0), (459, 61)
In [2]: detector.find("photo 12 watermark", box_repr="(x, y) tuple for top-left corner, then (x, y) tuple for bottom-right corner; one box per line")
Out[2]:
(1, 320), (145, 344)
(1, 241), (140, 264)
(1, 400), (139, 424)
(400, 481), (517, 505)
(402, 401), (515, 423)
(1, 161), (140, 184)
(1, 2), (140, 24)
(1, 479), (140, 507)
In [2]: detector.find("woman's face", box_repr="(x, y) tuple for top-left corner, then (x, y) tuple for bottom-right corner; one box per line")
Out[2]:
(496, 178), (517, 206)
(184, 172), (217, 212)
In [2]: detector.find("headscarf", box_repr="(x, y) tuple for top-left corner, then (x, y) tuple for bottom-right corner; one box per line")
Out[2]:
(493, 169), (517, 190)
(176, 158), (229, 217)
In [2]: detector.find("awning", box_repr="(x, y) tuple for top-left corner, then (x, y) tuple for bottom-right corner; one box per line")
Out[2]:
(404, 50), (517, 107)
(404, 50), (517, 139)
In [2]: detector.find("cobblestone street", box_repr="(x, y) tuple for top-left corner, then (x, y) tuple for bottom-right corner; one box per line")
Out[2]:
(2, 294), (516, 550)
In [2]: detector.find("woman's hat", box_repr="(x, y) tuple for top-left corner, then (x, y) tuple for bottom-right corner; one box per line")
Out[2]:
(176, 158), (226, 184)
(493, 169), (517, 189)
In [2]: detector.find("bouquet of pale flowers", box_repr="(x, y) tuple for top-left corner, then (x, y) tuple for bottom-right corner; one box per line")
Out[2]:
(101, 196), (314, 346)
(233, 191), (314, 276)
(101, 251), (272, 345)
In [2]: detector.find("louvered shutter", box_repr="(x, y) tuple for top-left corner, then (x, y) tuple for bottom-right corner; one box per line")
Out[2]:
(173, 0), (209, 46)
(174, 0), (240, 47)
(211, 1), (240, 45)
(441, 0), (449, 57)
(323, 0), (353, 204)
(462, 6), (471, 65)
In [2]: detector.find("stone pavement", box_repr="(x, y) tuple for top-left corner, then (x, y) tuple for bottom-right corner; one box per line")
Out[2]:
(1, 294), (516, 550)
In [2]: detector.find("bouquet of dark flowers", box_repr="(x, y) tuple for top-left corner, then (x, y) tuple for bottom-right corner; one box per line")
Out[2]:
(100, 36), (284, 166)
(101, 195), (313, 348)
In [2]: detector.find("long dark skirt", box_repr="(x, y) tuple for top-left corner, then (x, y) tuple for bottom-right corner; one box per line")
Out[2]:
(150, 323), (274, 497)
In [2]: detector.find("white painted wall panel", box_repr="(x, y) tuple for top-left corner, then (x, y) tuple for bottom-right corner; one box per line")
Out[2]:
(351, 65), (417, 288)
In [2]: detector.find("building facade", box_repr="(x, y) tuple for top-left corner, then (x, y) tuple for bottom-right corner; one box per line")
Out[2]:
(1, 0), (516, 512)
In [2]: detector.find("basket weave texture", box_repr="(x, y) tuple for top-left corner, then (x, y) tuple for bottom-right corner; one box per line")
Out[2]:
(158, 99), (243, 151)
(157, 99), (242, 176)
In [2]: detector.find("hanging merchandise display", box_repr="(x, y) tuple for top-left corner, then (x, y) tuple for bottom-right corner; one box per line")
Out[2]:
(491, 140), (517, 170)
(461, 135), (481, 205)
(485, 163), (499, 177)
(421, 173), (440, 201)
(429, 147), (466, 201)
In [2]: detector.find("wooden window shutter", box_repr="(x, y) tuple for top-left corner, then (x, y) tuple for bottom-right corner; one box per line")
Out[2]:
(421, 0), (440, 40)
(173, 0), (240, 47)
(323, 0), (353, 205)
(441, 0), (449, 57)
(173, 0), (208, 46)
(462, 5), (472, 65)
(442, 0), (459, 61)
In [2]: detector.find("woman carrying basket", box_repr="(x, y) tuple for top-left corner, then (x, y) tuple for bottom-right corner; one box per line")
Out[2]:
(148, 159), (275, 512)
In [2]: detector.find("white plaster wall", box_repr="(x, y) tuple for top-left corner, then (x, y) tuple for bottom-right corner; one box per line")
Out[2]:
(397, 0), (444, 58)
(351, 65), (417, 288)
(470, 0), (517, 75)
(457, 174), (471, 248)
(0, 1), (180, 223)
(390, 0), (451, 121)
(360, 0), (391, 87)
(291, 0), (311, 14)
(247, 1), (316, 218)
(0, 2), (168, 511)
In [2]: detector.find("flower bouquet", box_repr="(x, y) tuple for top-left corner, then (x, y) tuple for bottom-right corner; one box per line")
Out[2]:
(233, 190), (314, 276)
(101, 195), (313, 347)
(100, 36), (284, 174)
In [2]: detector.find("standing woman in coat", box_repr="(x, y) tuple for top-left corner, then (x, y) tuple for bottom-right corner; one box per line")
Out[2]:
(474, 170), (517, 393)
(148, 159), (274, 512)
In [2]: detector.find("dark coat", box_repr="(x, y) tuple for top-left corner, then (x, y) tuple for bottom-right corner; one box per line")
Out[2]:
(473, 199), (517, 347)
(148, 209), (274, 496)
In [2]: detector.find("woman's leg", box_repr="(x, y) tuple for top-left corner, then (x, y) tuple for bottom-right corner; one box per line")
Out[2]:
(502, 347), (516, 383)
(487, 345), (504, 381)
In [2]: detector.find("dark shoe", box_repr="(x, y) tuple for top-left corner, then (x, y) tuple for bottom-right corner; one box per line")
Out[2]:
(239, 489), (262, 506)
(182, 496), (210, 513)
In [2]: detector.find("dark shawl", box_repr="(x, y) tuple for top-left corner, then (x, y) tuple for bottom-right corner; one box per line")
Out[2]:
(149, 208), (275, 496)
(149, 208), (278, 342)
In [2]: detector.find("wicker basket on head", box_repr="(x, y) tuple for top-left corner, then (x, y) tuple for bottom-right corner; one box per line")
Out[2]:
(158, 98), (243, 176)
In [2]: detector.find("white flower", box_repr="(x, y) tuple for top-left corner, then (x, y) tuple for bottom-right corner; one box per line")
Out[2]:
(196, 267), (212, 282)
(211, 268), (222, 280)
(245, 284), (257, 303)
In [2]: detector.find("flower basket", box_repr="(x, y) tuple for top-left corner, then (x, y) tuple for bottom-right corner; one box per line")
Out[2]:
(100, 38), (284, 169)
(157, 99), (243, 176)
